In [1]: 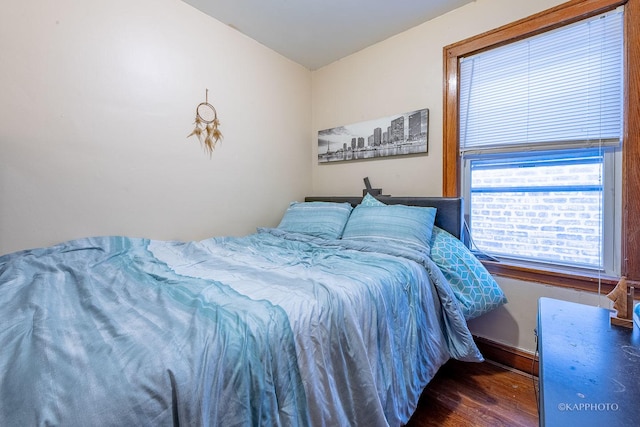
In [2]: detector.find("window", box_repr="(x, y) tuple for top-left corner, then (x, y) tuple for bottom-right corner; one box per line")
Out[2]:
(459, 9), (623, 276)
(443, 0), (640, 291)
(465, 148), (618, 274)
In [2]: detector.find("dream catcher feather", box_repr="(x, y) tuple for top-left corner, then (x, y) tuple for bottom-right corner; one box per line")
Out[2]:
(187, 89), (222, 156)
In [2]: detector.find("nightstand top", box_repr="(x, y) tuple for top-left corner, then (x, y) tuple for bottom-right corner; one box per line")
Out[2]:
(538, 297), (640, 426)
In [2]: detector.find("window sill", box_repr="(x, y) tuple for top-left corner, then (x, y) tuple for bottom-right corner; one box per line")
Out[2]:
(481, 260), (621, 294)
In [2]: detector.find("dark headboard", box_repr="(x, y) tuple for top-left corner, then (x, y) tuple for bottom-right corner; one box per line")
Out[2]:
(304, 196), (468, 247)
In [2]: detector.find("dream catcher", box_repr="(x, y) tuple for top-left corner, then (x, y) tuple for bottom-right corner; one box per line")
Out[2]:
(187, 89), (222, 155)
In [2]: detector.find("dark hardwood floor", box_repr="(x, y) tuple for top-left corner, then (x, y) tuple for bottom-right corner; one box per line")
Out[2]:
(406, 359), (539, 427)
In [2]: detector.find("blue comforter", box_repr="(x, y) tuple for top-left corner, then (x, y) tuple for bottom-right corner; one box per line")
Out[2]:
(0, 229), (481, 426)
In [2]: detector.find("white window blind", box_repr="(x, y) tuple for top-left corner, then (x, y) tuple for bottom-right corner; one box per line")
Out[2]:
(459, 8), (624, 155)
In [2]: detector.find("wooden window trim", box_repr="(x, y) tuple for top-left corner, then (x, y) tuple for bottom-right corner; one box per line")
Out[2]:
(443, 0), (640, 292)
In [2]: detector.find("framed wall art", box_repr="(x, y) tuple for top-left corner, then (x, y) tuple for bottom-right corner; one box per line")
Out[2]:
(318, 108), (428, 164)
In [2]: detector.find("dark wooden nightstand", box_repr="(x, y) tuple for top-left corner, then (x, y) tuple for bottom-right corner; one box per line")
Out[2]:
(537, 297), (640, 426)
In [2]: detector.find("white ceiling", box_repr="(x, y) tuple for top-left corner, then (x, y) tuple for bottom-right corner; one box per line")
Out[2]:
(182, 0), (473, 70)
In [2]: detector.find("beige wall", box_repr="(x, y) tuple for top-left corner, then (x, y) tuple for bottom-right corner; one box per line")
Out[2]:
(310, 0), (569, 197)
(467, 278), (611, 352)
(0, 0), (312, 255)
(310, 0), (614, 354)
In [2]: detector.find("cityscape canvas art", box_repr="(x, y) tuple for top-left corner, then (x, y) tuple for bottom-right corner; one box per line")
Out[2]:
(318, 108), (428, 163)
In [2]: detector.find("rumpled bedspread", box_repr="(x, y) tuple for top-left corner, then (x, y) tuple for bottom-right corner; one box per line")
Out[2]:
(0, 229), (481, 426)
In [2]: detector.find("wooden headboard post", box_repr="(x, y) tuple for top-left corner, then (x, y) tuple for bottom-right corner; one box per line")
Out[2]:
(304, 196), (469, 247)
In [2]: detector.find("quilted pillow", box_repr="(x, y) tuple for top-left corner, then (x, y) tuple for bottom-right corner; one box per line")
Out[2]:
(277, 201), (353, 239)
(342, 202), (437, 254)
(430, 226), (507, 319)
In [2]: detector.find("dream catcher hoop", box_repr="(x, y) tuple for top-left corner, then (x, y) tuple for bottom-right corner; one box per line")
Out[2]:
(187, 89), (222, 156)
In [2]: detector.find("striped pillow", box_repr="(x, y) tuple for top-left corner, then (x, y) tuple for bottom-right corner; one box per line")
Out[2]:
(277, 202), (353, 239)
(342, 203), (436, 254)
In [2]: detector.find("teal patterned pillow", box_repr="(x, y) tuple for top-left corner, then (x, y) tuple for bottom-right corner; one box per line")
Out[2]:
(360, 193), (385, 207)
(342, 203), (436, 254)
(430, 226), (507, 319)
(277, 202), (353, 239)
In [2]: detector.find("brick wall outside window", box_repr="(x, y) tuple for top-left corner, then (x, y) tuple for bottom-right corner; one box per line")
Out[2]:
(470, 163), (602, 268)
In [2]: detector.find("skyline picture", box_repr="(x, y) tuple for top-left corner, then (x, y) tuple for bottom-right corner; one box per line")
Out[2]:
(318, 108), (428, 164)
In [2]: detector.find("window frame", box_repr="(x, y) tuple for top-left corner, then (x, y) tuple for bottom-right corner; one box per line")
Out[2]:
(443, 0), (640, 293)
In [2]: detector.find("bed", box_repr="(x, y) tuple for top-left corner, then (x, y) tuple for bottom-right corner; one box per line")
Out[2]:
(0, 194), (506, 426)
